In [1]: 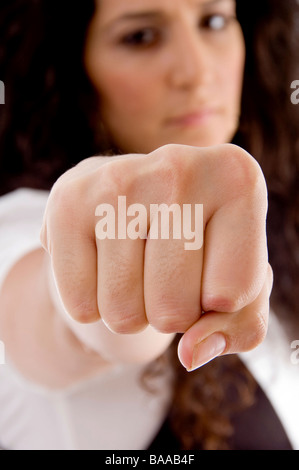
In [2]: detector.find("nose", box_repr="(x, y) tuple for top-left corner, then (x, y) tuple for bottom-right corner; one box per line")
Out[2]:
(167, 24), (214, 90)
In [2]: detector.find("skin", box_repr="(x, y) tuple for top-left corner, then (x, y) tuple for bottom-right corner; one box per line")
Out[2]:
(0, 0), (272, 388)
(84, 0), (245, 152)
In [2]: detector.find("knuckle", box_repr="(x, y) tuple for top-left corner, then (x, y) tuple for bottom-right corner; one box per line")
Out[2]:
(48, 180), (68, 216)
(49, 178), (84, 228)
(96, 162), (122, 197)
(67, 298), (99, 324)
(152, 144), (193, 198)
(150, 314), (181, 334)
(227, 305), (269, 354)
(256, 310), (268, 342)
(148, 305), (199, 334)
(53, 256), (99, 323)
(96, 159), (136, 201)
(245, 309), (268, 351)
(103, 310), (147, 334)
(220, 144), (268, 202)
(203, 292), (245, 314)
(154, 143), (182, 160)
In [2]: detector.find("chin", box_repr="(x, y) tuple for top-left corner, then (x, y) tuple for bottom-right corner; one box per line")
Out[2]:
(162, 126), (233, 149)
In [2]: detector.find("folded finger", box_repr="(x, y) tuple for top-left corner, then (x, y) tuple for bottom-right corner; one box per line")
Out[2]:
(96, 237), (147, 334)
(144, 235), (203, 334)
(178, 264), (273, 371)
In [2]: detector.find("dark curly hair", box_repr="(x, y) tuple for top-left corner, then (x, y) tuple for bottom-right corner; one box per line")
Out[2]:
(0, 0), (298, 450)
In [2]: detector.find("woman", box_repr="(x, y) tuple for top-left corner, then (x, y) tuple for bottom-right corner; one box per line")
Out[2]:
(0, 0), (298, 450)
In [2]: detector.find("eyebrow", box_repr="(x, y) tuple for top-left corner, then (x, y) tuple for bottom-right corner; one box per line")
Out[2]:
(106, 0), (235, 25)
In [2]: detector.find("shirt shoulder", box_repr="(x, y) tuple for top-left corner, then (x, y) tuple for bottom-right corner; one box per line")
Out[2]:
(0, 188), (49, 290)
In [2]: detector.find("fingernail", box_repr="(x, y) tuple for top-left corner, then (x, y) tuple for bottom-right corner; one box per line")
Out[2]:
(188, 333), (226, 372)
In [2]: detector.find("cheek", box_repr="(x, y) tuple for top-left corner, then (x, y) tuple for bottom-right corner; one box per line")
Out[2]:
(220, 44), (245, 109)
(97, 66), (158, 119)
(90, 61), (166, 152)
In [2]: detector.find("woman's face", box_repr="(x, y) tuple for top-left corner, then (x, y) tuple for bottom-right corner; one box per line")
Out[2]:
(85, 0), (245, 154)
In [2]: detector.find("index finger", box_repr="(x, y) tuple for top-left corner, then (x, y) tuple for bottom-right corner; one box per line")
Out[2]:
(201, 155), (268, 313)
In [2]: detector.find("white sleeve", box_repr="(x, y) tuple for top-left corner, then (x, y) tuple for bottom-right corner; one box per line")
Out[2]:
(0, 188), (49, 290)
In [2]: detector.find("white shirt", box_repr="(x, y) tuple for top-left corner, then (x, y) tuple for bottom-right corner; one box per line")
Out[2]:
(0, 189), (170, 450)
(0, 189), (298, 450)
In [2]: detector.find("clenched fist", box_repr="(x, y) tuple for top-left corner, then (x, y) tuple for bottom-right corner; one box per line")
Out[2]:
(40, 144), (272, 371)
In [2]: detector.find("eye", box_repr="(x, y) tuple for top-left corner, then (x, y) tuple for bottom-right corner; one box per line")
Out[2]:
(120, 27), (161, 48)
(200, 14), (235, 32)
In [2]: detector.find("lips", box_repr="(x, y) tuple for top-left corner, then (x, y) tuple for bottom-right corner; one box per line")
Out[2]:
(166, 108), (218, 127)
